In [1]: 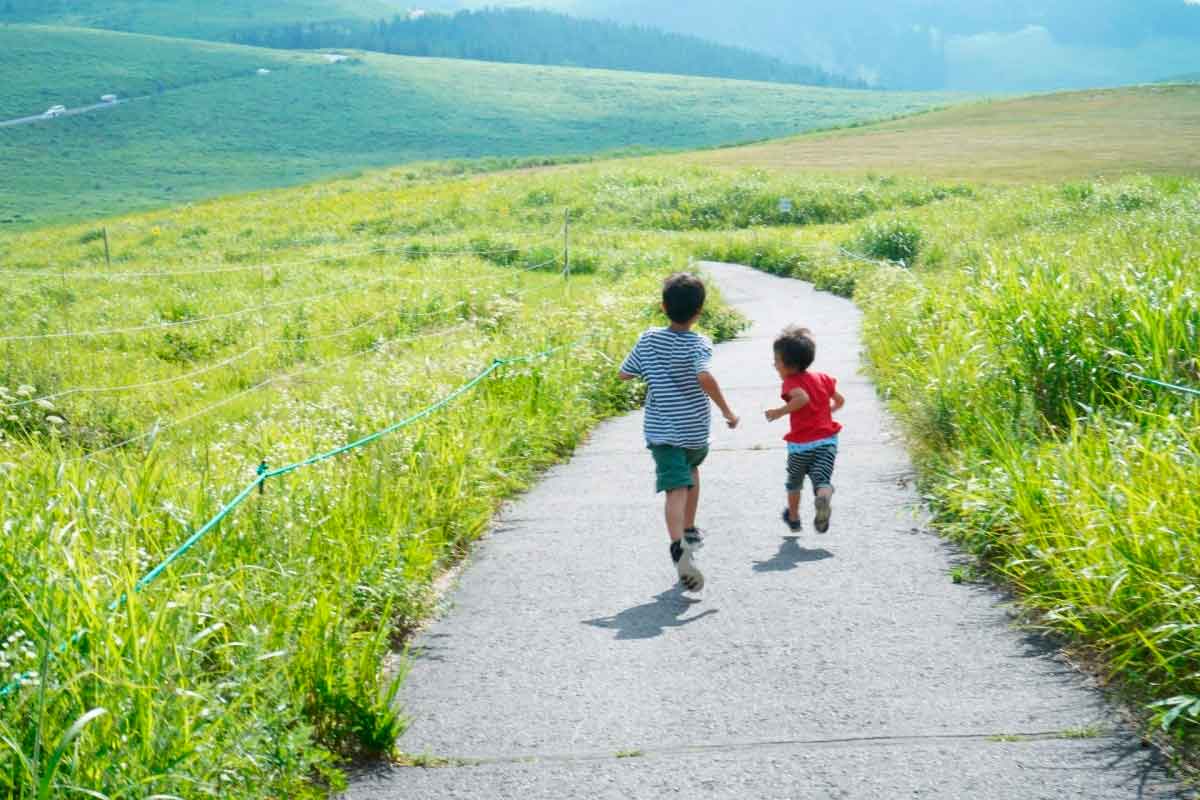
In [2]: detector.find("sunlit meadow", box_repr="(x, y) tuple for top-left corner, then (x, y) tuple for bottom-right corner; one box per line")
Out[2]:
(0, 157), (1197, 795)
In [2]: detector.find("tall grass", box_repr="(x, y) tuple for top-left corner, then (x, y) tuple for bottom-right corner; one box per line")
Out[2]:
(856, 177), (1200, 738)
(3, 155), (1197, 794)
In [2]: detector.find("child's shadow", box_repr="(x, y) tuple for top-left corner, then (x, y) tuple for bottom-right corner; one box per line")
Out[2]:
(752, 537), (834, 573)
(583, 587), (718, 641)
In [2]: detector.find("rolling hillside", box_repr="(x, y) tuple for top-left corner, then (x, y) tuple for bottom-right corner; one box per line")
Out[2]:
(0, 0), (410, 38)
(690, 85), (1200, 181)
(0, 25), (958, 228)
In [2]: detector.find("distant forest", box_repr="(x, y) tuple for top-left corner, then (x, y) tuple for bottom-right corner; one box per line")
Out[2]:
(229, 8), (865, 89)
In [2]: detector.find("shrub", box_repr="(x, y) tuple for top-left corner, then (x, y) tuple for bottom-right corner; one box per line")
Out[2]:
(851, 219), (923, 265)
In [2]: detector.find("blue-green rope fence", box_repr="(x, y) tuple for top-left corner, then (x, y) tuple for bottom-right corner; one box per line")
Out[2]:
(0, 338), (584, 699)
(1102, 366), (1200, 398)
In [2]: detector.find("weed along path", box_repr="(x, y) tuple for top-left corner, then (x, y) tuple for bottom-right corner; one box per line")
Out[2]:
(346, 263), (1183, 799)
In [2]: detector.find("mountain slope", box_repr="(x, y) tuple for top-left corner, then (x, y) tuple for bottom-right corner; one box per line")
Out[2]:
(0, 25), (957, 229)
(688, 85), (1200, 182)
(0, 0), (410, 38)
(228, 8), (861, 88)
(436, 0), (1200, 91)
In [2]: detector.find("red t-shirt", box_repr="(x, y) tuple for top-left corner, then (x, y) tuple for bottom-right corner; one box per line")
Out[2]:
(782, 371), (842, 444)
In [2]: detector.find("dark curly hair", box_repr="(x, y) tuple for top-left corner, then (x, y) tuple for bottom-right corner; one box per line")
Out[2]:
(662, 273), (706, 323)
(774, 326), (815, 371)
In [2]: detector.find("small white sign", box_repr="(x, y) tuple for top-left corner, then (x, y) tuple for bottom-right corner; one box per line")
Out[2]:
(778, 198), (793, 214)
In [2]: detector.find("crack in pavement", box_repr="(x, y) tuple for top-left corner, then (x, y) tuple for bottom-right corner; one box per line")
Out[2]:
(392, 728), (1122, 769)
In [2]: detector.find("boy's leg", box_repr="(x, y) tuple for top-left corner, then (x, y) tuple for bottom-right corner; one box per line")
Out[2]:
(664, 488), (688, 543)
(810, 445), (837, 533)
(787, 491), (802, 523)
(651, 445), (704, 590)
(681, 448), (708, 550)
(783, 451), (806, 531)
(682, 469), (705, 551)
(684, 468), (700, 531)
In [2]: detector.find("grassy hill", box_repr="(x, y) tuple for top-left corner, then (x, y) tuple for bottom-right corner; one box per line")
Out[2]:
(0, 0), (410, 38)
(690, 85), (1200, 182)
(0, 25), (957, 229)
(0, 23), (317, 117)
(1, 75), (1198, 795)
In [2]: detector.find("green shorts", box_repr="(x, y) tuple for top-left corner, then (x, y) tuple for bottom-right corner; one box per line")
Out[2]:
(649, 444), (709, 493)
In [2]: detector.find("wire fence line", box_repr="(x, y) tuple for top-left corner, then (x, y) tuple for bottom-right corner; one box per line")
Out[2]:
(71, 321), (475, 465)
(3, 305), (469, 411)
(0, 253), (561, 344)
(63, 263), (562, 463)
(5, 256), (562, 420)
(0, 332), (588, 700)
(0, 234), (561, 281)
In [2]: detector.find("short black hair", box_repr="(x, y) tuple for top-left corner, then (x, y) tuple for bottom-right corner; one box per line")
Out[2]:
(662, 273), (706, 323)
(774, 326), (815, 371)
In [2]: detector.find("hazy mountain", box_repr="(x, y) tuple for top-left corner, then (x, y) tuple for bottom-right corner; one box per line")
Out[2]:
(427, 0), (1200, 90)
(228, 8), (863, 87)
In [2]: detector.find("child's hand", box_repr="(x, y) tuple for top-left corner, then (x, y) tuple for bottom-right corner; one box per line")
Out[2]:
(724, 412), (740, 429)
(764, 408), (784, 422)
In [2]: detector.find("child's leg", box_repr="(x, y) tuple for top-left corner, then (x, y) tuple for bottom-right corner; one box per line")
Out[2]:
(810, 445), (837, 532)
(783, 450), (806, 529)
(664, 488), (688, 543)
(787, 490), (802, 521)
(684, 468), (700, 531)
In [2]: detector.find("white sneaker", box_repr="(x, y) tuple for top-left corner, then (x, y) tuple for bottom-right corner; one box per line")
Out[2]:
(683, 526), (705, 552)
(671, 540), (705, 591)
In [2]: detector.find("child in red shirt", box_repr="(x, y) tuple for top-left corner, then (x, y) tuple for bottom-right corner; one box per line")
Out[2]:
(764, 327), (845, 532)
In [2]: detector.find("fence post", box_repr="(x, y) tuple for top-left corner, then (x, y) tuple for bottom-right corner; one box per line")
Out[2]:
(562, 209), (570, 282)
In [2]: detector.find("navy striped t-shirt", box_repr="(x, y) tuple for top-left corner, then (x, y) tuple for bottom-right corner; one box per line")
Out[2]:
(620, 327), (713, 448)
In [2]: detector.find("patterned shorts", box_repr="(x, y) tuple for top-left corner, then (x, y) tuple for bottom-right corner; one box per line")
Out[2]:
(786, 444), (837, 494)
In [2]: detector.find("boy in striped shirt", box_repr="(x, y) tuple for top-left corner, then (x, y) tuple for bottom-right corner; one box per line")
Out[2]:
(619, 273), (739, 591)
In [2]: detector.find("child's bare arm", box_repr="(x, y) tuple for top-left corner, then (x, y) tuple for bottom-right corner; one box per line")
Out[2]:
(765, 388), (810, 422)
(698, 371), (739, 428)
(831, 390), (845, 412)
(619, 371), (637, 382)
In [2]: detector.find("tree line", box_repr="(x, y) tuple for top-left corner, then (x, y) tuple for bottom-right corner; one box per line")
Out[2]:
(228, 8), (865, 89)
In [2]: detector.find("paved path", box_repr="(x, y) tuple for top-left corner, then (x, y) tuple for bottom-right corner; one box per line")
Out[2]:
(0, 98), (132, 129)
(347, 263), (1185, 799)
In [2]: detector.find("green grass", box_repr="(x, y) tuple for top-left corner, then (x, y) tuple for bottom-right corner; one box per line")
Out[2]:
(1, 0), (410, 39)
(0, 24), (317, 116)
(0, 25), (960, 229)
(0, 155), (998, 796)
(1, 82), (1198, 793)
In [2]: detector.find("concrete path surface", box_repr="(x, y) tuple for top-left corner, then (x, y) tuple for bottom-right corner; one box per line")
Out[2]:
(347, 263), (1186, 799)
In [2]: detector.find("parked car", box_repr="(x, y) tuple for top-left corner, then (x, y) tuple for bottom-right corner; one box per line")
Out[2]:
(43, 105), (67, 117)
(100, 94), (118, 103)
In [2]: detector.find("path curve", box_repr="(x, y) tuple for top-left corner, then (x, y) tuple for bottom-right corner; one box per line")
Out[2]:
(0, 98), (133, 129)
(347, 263), (1183, 799)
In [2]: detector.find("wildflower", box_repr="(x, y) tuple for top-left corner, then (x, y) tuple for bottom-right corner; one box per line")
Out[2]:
(16, 386), (34, 397)
(45, 416), (65, 426)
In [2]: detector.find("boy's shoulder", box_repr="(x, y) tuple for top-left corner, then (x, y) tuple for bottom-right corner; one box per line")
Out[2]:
(638, 327), (709, 344)
(786, 370), (838, 388)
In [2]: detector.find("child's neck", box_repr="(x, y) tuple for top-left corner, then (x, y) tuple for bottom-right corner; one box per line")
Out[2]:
(667, 321), (694, 332)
